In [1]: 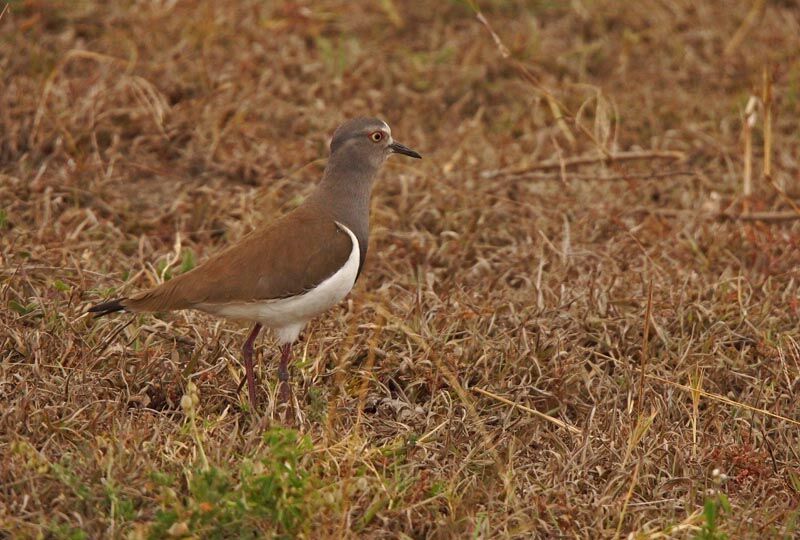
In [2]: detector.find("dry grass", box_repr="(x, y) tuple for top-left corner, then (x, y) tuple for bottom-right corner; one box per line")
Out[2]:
(2, 0), (800, 538)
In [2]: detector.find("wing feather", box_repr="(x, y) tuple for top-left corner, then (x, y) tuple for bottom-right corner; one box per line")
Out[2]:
(122, 205), (353, 313)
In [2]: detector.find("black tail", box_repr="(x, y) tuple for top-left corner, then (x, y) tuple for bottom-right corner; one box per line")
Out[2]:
(88, 298), (127, 317)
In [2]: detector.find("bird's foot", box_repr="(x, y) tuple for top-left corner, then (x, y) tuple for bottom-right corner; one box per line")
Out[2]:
(275, 381), (295, 425)
(278, 381), (293, 404)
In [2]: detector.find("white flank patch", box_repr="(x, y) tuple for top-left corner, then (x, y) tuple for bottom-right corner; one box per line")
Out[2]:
(198, 223), (360, 344)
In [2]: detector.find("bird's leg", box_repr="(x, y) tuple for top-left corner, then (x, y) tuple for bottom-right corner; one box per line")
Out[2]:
(241, 323), (262, 408)
(278, 342), (293, 404)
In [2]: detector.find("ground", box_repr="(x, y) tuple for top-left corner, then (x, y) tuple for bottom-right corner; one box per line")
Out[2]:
(1, 0), (800, 538)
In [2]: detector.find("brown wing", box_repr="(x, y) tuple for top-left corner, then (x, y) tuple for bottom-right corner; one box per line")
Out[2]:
(122, 204), (353, 313)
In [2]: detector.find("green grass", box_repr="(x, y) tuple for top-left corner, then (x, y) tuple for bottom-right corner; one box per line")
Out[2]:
(147, 428), (316, 539)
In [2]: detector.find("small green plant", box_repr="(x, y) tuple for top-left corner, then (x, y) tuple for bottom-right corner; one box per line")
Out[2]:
(147, 427), (316, 539)
(53, 279), (71, 292)
(155, 249), (197, 281)
(179, 248), (196, 274)
(155, 259), (173, 281)
(694, 468), (731, 540)
(8, 299), (38, 315)
(47, 522), (89, 540)
(104, 481), (137, 523)
(50, 459), (91, 501)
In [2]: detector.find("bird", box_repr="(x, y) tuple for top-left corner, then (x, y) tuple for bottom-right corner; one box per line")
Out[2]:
(88, 117), (421, 409)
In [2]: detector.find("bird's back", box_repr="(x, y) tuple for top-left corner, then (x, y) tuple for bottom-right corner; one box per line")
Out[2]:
(122, 202), (354, 313)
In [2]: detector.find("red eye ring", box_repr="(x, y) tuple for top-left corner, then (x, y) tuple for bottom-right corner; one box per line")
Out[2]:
(369, 131), (383, 142)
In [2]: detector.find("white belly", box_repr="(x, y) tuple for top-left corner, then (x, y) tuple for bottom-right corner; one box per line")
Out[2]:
(197, 223), (360, 344)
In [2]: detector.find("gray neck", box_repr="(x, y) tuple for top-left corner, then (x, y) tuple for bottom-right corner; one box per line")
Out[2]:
(308, 147), (382, 274)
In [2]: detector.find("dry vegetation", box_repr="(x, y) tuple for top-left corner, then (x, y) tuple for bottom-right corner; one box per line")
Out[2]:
(2, 0), (800, 538)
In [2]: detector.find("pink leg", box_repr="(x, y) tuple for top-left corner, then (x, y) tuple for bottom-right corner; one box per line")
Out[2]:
(278, 343), (293, 404)
(241, 323), (262, 408)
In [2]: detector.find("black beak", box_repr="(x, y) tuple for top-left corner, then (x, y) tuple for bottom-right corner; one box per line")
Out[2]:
(389, 141), (422, 159)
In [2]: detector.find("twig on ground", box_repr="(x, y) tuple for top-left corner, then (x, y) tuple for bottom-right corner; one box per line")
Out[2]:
(633, 208), (800, 222)
(635, 279), (654, 417)
(480, 150), (686, 179)
(763, 66), (775, 187)
(742, 96), (758, 214)
(472, 386), (582, 434)
(724, 0), (767, 57)
(90, 317), (135, 362)
(613, 460), (641, 540)
(646, 374), (800, 427)
(491, 169), (694, 182)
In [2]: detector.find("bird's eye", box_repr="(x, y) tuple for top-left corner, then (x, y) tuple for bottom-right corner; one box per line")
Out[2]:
(370, 131), (383, 142)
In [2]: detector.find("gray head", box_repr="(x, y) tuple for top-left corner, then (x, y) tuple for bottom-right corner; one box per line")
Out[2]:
(312, 117), (421, 272)
(329, 117), (421, 168)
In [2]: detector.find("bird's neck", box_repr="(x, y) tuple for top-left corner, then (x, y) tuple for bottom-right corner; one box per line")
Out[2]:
(310, 149), (380, 245)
